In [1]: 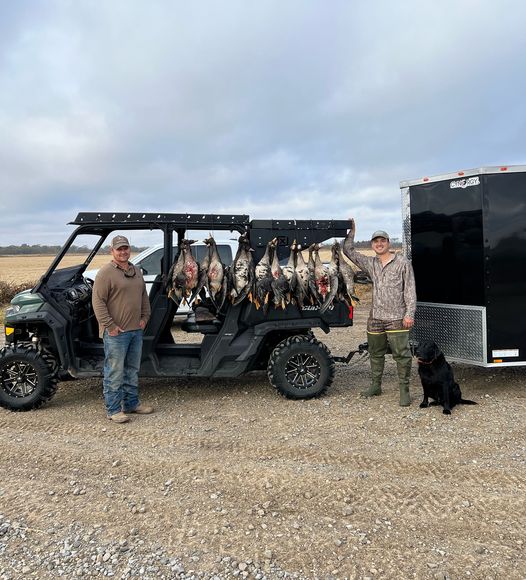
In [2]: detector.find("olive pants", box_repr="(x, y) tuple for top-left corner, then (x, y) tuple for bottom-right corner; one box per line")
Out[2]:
(361, 324), (412, 406)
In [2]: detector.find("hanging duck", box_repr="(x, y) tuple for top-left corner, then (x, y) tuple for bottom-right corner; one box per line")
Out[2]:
(270, 242), (288, 309)
(320, 240), (360, 313)
(281, 240), (297, 305)
(293, 243), (311, 307)
(191, 237), (212, 306)
(229, 233), (255, 305)
(167, 239), (199, 306)
(319, 242), (340, 314)
(335, 240), (359, 309)
(254, 238), (276, 312)
(312, 243), (330, 305)
(205, 234), (226, 310)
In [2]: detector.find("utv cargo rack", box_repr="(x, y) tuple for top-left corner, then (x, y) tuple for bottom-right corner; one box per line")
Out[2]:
(70, 212), (352, 261)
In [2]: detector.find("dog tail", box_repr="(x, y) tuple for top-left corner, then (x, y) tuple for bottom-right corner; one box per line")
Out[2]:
(460, 399), (477, 405)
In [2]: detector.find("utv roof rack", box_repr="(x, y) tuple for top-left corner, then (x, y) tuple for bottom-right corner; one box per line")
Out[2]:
(251, 219), (351, 231)
(70, 213), (351, 233)
(71, 212), (250, 227)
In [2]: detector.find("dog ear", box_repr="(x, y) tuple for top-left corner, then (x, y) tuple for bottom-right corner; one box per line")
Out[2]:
(433, 343), (440, 359)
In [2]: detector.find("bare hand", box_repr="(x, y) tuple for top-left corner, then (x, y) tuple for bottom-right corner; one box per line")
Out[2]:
(108, 326), (123, 336)
(403, 316), (414, 329)
(139, 319), (146, 330)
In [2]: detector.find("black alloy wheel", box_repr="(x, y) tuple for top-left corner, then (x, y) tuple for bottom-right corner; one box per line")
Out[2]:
(284, 351), (322, 390)
(267, 334), (335, 399)
(0, 343), (58, 411)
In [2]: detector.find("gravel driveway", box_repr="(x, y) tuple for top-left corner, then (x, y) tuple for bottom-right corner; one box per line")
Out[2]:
(0, 307), (525, 579)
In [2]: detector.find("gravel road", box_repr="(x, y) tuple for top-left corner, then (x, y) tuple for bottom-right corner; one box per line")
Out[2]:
(0, 307), (525, 579)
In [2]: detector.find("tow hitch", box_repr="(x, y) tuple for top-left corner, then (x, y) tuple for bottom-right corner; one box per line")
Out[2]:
(333, 342), (369, 364)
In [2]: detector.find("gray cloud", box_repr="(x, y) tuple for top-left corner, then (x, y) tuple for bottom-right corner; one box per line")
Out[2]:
(1, 0), (525, 245)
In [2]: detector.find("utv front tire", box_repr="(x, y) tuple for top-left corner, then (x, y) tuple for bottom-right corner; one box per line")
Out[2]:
(0, 344), (58, 411)
(267, 335), (335, 399)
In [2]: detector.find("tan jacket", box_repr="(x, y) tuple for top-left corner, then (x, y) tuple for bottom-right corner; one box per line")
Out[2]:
(92, 262), (151, 338)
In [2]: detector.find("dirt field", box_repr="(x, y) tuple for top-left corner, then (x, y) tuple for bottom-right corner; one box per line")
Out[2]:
(0, 254), (120, 285)
(0, 247), (373, 285)
(0, 301), (525, 579)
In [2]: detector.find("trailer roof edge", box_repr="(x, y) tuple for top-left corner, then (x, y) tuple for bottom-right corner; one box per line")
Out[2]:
(400, 164), (526, 187)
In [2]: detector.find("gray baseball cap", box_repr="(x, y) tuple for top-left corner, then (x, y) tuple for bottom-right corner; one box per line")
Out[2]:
(370, 230), (389, 241)
(111, 235), (130, 249)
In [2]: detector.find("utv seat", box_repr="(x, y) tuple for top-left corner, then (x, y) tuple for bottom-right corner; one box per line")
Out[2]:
(181, 311), (222, 334)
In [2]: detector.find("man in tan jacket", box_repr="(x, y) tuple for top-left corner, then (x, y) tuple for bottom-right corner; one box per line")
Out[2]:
(92, 235), (153, 423)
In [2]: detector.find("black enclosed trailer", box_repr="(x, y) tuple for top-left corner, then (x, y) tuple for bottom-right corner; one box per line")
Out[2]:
(401, 165), (526, 367)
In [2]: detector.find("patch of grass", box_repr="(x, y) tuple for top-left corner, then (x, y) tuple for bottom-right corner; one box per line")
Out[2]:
(0, 279), (36, 305)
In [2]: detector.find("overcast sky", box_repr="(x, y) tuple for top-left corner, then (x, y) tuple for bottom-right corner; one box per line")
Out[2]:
(1, 0), (525, 245)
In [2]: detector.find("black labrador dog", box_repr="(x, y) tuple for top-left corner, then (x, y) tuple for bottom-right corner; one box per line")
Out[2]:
(415, 340), (477, 415)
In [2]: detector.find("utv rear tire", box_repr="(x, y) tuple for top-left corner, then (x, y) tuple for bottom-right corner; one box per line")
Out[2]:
(267, 335), (335, 399)
(0, 343), (58, 411)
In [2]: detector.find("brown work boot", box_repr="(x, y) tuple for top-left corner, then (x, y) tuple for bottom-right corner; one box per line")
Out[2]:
(107, 411), (130, 423)
(127, 404), (154, 414)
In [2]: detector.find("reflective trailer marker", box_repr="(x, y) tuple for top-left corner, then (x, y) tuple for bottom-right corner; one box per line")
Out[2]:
(5, 327), (14, 336)
(492, 349), (519, 358)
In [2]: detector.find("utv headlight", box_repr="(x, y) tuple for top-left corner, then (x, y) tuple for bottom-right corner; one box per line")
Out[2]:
(5, 305), (21, 317)
(5, 302), (41, 318)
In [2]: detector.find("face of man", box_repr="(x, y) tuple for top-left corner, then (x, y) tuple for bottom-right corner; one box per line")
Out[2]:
(111, 245), (131, 267)
(371, 236), (390, 256)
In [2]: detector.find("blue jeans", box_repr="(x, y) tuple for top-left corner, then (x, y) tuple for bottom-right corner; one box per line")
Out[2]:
(103, 329), (143, 416)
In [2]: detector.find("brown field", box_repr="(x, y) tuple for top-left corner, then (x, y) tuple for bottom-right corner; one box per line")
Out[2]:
(0, 254), (130, 285)
(0, 247), (379, 285)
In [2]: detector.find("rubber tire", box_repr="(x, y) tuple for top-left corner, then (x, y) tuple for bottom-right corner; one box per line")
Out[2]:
(267, 334), (335, 399)
(0, 343), (59, 411)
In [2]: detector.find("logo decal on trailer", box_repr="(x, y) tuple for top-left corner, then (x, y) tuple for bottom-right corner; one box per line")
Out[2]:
(450, 176), (480, 189)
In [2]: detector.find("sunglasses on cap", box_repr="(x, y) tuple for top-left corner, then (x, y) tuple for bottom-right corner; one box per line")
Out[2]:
(122, 266), (136, 278)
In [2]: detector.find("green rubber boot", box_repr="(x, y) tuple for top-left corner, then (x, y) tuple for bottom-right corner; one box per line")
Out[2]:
(360, 332), (388, 397)
(387, 331), (412, 407)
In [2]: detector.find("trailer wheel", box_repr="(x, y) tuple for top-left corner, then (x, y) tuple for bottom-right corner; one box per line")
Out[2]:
(267, 335), (335, 399)
(0, 343), (59, 411)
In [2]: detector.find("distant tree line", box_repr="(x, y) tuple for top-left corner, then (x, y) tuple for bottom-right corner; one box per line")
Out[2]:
(321, 239), (402, 249)
(1, 240), (401, 256)
(0, 244), (147, 255)
(354, 239), (402, 248)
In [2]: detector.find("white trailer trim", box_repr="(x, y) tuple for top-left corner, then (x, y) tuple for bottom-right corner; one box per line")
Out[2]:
(400, 164), (526, 188)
